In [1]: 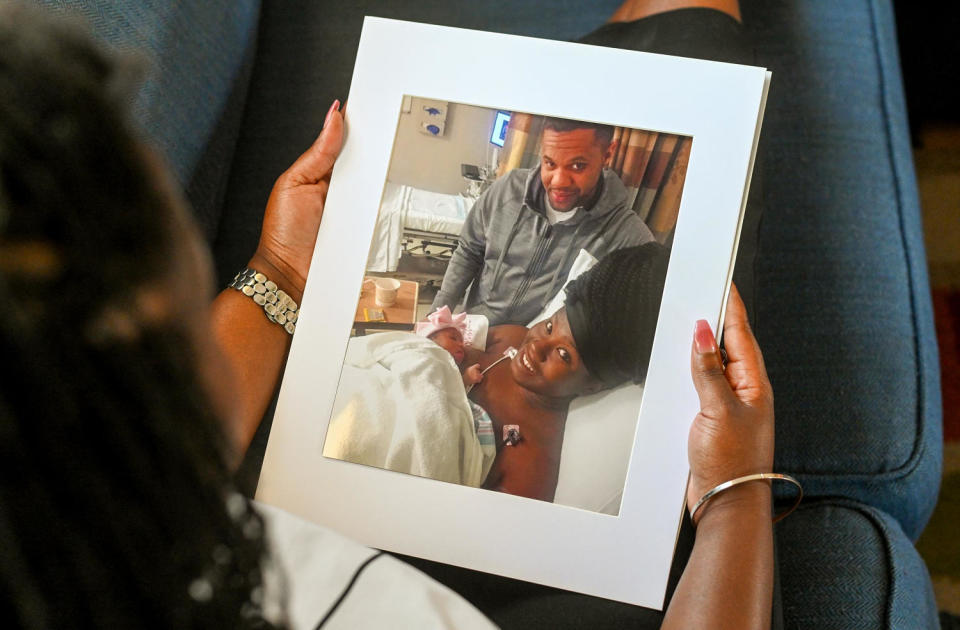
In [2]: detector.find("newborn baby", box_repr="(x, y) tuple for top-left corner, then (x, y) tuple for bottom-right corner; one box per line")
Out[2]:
(416, 306), (482, 388)
(416, 306), (496, 476)
(428, 326), (482, 387)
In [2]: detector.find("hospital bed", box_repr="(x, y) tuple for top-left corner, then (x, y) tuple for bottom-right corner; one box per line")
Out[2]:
(366, 181), (477, 274)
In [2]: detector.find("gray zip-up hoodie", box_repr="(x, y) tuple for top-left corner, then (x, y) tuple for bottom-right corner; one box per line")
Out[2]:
(431, 165), (654, 326)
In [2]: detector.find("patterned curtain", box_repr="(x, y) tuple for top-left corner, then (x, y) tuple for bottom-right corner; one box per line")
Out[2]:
(497, 114), (691, 245)
(496, 112), (544, 177)
(605, 128), (691, 244)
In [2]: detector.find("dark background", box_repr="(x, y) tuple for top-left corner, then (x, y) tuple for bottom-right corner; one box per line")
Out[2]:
(894, 2), (960, 142)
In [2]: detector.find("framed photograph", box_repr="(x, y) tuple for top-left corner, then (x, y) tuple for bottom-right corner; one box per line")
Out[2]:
(256, 17), (769, 609)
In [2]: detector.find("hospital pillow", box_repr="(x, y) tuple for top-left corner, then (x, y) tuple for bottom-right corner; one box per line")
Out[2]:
(527, 248), (643, 516)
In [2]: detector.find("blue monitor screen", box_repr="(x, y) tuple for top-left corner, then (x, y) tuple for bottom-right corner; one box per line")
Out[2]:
(490, 111), (511, 147)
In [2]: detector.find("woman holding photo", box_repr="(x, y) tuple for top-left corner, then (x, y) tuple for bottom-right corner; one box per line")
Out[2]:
(0, 1), (777, 629)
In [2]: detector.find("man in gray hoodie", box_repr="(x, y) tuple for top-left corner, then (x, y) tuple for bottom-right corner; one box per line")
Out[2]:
(431, 118), (655, 326)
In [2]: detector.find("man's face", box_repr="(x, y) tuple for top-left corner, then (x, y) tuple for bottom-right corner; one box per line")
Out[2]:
(540, 128), (614, 212)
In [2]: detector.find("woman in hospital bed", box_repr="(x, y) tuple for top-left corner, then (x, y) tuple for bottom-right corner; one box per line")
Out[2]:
(466, 243), (668, 501)
(323, 243), (668, 506)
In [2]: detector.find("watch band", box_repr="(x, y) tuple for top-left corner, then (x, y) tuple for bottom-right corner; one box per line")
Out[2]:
(229, 268), (298, 335)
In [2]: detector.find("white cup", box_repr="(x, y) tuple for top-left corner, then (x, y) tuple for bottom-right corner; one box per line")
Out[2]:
(373, 278), (402, 307)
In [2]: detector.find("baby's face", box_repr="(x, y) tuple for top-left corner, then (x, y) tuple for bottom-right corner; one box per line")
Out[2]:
(429, 327), (465, 365)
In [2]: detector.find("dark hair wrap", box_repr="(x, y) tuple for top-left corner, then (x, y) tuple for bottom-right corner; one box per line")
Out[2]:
(564, 243), (670, 387)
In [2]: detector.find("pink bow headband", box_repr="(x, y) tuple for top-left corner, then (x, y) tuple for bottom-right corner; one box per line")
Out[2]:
(415, 306), (468, 340)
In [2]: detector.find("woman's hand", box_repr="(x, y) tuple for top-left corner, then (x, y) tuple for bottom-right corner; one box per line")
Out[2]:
(687, 284), (774, 524)
(210, 101), (343, 455)
(663, 284), (774, 630)
(249, 100), (344, 301)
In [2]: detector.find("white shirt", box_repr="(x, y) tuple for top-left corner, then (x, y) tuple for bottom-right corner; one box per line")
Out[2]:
(256, 502), (496, 629)
(544, 197), (579, 225)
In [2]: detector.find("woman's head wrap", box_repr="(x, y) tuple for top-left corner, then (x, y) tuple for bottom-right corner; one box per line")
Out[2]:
(564, 243), (670, 387)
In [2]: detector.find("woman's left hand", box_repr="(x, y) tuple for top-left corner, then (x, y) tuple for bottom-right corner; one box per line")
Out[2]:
(686, 284), (774, 522)
(249, 100), (344, 301)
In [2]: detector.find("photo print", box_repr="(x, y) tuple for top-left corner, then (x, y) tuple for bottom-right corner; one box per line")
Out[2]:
(322, 95), (693, 515)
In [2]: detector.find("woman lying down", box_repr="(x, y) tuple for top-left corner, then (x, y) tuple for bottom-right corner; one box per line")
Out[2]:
(322, 243), (668, 501)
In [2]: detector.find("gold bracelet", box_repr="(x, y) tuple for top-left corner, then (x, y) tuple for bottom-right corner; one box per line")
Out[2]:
(690, 473), (803, 525)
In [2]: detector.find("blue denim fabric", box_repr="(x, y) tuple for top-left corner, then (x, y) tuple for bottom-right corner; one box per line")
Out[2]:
(30, 0), (260, 188)
(743, 0), (942, 541)
(777, 499), (939, 629)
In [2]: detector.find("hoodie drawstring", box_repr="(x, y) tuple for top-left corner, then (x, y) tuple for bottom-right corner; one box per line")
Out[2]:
(547, 194), (629, 304)
(489, 209), (525, 290)
(544, 220), (587, 307)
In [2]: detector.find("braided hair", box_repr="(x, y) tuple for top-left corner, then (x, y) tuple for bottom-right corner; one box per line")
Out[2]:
(563, 243), (670, 387)
(0, 4), (281, 627)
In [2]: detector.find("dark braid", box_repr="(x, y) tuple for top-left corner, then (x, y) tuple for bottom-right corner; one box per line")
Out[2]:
(564, 243), (670, 387)
(0, 4), (282, 627)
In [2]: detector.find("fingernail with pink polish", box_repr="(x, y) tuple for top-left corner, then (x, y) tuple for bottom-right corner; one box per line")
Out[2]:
(323, 99), (341, 129)
(694, 320), (715, 354)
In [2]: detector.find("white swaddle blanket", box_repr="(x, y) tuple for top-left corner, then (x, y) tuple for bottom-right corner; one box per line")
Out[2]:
(322, 332), (493, 487)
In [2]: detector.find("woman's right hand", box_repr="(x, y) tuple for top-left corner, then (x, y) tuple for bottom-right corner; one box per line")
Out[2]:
(250, 100), (344, 302)
(686, 284), (774, 524)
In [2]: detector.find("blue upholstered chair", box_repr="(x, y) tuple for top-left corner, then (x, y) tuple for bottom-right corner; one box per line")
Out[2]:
(32, 1), (942, 627)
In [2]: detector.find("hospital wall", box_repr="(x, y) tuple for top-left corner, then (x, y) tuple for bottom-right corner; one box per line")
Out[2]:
(386, 99), (498, 195)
